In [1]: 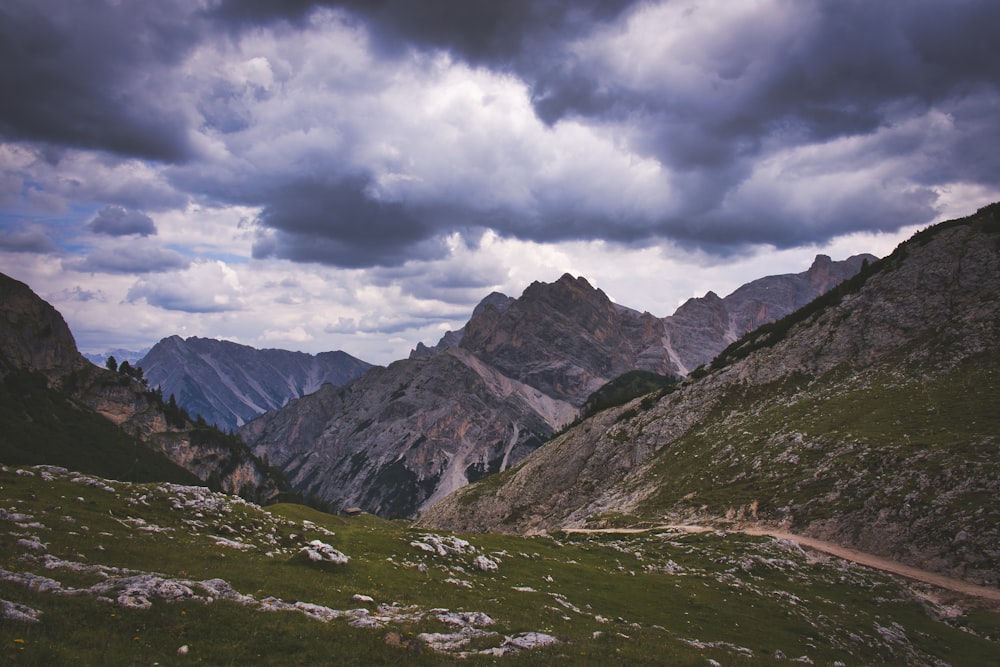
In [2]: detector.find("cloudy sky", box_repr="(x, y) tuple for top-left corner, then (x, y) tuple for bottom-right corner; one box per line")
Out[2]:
(2, 0), (998, 365)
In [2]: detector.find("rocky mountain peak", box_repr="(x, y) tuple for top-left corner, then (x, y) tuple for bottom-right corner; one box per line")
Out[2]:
(409, 291), (515, 359)
(0, 273), (89, 381)
(459, 273), (669, 405)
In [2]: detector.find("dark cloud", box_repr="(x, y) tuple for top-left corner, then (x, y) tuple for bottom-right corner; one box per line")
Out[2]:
(0, 226), (57, 253)
(65, 243), (189, 275)
(5, 0), (1000, 271)
(88, 206), (157, 237)
(213, 0), (636, 63)
(0, 0), (201, 162)
(250, 175), (448, 267)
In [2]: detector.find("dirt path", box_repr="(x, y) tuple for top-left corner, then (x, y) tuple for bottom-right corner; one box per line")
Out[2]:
(563, 524), (1000, 603)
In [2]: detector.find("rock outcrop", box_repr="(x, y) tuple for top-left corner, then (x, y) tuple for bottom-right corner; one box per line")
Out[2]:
(0, 273), (89, 382)
(139, 336), (373, 432)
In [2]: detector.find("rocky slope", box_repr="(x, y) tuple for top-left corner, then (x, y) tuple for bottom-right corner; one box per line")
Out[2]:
(241, 347), (575, 517)
(418, 204), (1000, 587)
(139, 336), (373, 432)
(661, 253), (874, 375)
(0, 273), (90, 382)
(244, 256), (871, 519)
(0, 273), (283, 501)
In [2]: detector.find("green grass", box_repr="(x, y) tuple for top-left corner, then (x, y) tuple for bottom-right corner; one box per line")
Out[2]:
(635, 348), (1000, 537)
(1, 465), (997, 665)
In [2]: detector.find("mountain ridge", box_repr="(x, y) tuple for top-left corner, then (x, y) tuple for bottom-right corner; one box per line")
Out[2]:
(138, 335), (373, 432)
(243, 253), (873, 518)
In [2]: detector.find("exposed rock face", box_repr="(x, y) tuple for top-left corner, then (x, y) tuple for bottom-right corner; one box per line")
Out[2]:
(0, 273), (281, 501)
(0, 273), (88, 381)
(409, 292), (515, 359)
(661, 253), (875, 375)
(139, 336), (373, 432)
(418, 204), (1000, 587)
(458, 275), (674, 406)
(242, 347), (575, 518)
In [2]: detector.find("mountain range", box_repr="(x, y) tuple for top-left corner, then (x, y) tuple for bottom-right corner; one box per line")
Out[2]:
(419, 203), (1000, 587)
(137, 336), (373, 432)
(0, 205), (996, 664)
(239, 253), (874, 518)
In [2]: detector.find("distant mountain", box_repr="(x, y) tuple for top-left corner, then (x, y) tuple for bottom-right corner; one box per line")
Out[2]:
(243, 253), (872, 518)
(0, 273), (283, 501)
(419, 203), (1000, 587)
(139, 336), (374, 432)
(661, 253), (875, 375)
(83, 347), (150, 367)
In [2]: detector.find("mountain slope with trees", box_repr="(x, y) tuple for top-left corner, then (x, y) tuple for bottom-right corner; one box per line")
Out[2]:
(0, 273), (284, 502)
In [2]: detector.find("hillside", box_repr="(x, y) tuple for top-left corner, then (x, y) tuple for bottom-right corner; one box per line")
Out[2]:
(1, 464), (997, 665)
(418, 204), (1000, 588)
(0, 273), (283, 502)
(139, 336), (373, 432)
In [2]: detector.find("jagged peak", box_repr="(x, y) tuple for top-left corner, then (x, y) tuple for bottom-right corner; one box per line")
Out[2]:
(808, 254), (833, 271)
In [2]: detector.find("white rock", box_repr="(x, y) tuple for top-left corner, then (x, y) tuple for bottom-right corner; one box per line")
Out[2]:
(472, 555), (498, 572)
(302, 540), (349, 564)
(1, 599), (42, 623)
(502, 632), (559, 650)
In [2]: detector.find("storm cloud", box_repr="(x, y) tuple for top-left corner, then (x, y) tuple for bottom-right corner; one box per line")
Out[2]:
(2, 0), (998, 361)
(88, 206), (157, 237)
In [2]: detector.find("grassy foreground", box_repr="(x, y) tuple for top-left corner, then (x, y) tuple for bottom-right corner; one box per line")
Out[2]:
(1, 465), (996, 665)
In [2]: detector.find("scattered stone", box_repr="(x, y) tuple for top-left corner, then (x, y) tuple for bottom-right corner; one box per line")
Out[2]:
(213, 537), (254, 550)
(434, 610), (494, 627)
(411, 534), (475, 557)
(16, 536), (47, 551)
(351, 594), (374, 604)
(1, 599), (42, 623)
(418, 627), (497, 652)
(177, 644), (189, 656)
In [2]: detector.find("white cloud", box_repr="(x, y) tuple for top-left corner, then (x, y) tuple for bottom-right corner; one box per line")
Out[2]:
(126, 260), (245, 312)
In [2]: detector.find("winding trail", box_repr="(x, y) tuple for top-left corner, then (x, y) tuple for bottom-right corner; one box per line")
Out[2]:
(562, 524), (1000, 603)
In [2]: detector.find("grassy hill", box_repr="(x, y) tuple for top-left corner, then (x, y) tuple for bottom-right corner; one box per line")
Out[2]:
(1, 465), (997, 665)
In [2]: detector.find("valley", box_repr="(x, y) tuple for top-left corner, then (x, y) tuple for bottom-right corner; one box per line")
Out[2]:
(0, 204), (998, 664)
